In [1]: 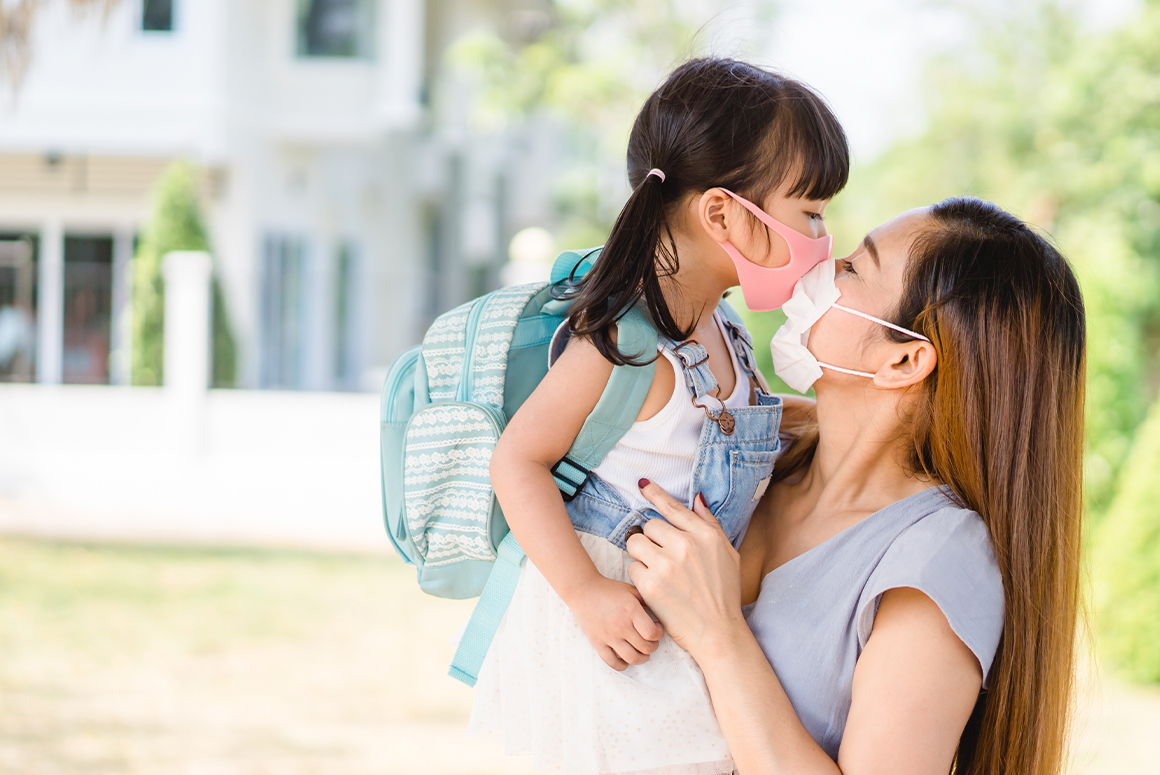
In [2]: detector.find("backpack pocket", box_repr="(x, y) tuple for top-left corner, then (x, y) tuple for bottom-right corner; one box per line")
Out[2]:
(403, 401), (508, 598)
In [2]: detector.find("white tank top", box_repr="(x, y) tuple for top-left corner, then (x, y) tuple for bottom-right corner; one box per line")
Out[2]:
(590, 312), (751, 512)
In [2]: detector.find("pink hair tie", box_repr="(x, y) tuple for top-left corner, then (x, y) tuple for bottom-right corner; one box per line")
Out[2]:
(646, 168), (666, 183)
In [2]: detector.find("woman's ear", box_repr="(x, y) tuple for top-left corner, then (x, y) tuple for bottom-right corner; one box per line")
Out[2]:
(697, 188), (735, 242)
(872, 340), (937, 390)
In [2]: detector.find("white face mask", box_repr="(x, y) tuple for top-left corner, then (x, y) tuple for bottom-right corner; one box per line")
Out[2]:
(770, 258), (931, 393)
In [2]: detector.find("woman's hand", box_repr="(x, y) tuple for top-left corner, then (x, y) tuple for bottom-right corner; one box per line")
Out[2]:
(625, 481), (747, 659)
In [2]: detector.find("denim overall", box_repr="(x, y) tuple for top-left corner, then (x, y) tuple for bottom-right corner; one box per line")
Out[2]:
(566, 317), (783, 550)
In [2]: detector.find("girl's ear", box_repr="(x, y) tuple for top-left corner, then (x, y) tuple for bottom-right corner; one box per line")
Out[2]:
(872, 340), (937, 390)
(697, 188), (736, 242)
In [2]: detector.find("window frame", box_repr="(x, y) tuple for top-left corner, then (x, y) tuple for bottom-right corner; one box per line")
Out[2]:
(294, 0), (377, 61)
(139, 0), (177, 34)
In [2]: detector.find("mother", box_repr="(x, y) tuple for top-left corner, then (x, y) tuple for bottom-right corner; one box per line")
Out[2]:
(627, 198), (1086, 775)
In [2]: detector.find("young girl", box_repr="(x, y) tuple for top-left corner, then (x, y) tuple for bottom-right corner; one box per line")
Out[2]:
(469, 58), (849, 775)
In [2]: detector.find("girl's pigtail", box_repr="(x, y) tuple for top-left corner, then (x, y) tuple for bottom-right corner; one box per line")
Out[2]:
(566, 172), (686, 366)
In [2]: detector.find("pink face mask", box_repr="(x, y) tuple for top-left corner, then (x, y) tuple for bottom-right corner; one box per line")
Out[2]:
(715, 188), (833, 311)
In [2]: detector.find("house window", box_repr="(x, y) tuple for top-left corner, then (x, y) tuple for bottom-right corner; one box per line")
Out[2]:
(333, 242), (359, 388)
(142, 0), (175, 32)
(296, 0), (375, 59)
(62, 236), (114, 385)
(259, 236), (306, 389)
(0, 234), (37, 383)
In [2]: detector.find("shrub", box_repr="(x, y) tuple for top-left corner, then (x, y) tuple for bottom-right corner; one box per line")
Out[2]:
(132, 162), (237, 387)
(1096, 394), (1160, 683)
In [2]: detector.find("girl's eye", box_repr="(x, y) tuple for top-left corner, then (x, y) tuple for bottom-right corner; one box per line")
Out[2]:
(841, 259), (857, 276)
(807, 212), (824, 222)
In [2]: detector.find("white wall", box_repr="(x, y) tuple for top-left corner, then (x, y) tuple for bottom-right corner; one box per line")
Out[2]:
(1, 0), (225, 157)
(0, 384), (390, 551)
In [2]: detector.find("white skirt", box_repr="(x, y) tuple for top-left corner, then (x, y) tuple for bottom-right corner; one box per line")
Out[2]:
(467, 531), (734, 775)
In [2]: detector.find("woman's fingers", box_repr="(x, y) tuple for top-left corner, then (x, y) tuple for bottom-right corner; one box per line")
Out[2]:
(640, 514), (680, 546)
(625, 530), (662, 566)
(637, 479), (700, 529)
(692, 491), (724, 530)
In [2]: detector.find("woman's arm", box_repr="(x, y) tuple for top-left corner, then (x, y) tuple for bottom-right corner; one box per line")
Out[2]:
(627, 483), (981, 775)
(490, 335), (663, 670)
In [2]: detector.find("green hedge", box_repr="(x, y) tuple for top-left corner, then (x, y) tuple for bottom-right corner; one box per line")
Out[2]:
(132, 162), (237, 387)
(1096, 393), (1160, 682)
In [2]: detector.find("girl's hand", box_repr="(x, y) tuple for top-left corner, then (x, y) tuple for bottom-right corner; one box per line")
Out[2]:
(625, 482), (746, 660)
(568, 576), (664, 671)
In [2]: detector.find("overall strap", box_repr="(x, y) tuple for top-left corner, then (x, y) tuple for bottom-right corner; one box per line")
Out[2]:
(661, 337), (721, 404)
(716, 299), (771, 396)
(717, 315), (769, 395)
(659, 301), (762, 406)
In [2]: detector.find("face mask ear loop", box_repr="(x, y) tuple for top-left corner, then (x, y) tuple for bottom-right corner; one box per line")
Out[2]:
(830, 304), (930, 342)
(817, 362), (876, 379)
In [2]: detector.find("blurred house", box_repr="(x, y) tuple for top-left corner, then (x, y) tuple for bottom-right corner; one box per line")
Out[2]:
(0, 0), (553, 392)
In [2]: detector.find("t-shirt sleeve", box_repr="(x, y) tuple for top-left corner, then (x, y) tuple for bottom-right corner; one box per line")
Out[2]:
(855, 506), (1005, 686)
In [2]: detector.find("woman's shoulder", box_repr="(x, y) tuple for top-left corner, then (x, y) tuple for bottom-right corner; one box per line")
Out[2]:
(857, 491), (1006, 683)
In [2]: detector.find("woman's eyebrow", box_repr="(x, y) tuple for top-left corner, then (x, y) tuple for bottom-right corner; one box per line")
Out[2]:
(862, 234), (881, 269)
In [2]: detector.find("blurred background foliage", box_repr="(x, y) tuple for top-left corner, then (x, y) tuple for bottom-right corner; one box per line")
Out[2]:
(453, 0), (1160, 682)
(131, 161), (237, 388)
(448, 0), (775, 251)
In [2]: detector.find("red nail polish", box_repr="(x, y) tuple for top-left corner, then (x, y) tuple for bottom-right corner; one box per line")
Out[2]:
(697, 492), (707, 507)
(638, 478), (651, 489)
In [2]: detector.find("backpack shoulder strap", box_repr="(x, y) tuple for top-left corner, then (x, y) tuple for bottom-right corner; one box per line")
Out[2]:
(448, 304), (656, 688)
(447, 284), (658, 691)
(550, 246), (602, 285)
(448, 531), (525, 686)
(551, 304), (656, 499)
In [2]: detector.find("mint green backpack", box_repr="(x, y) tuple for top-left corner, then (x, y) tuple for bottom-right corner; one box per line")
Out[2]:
(379, 248), (658, 685)
(380, 247), (749, 685)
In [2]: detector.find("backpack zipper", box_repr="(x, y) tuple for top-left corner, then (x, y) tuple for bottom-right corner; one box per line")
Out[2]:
(382, 345), (421, 422)
(457, 296), (488, 402)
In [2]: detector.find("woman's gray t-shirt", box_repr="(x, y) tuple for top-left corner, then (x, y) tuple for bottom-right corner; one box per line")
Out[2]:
(741, 486), (1004, 761)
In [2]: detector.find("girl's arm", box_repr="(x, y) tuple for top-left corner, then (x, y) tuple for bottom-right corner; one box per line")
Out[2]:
(627, 483), (982, 775)
(490, 335), (663, 671)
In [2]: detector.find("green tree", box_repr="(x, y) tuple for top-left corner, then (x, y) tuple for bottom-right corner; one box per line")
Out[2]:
(1095, 393), (1160, 682)
(446, 0), (775, 247)
(132, 161), (237, 387)
(760, 1), (1160, 515)
(743, 0), (1160, 683)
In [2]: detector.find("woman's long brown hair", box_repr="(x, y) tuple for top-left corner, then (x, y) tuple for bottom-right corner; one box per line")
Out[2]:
(777, 197), (1086, 774)
(901, 198), (1086, 775)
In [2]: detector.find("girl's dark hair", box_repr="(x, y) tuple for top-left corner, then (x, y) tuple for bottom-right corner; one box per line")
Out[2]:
(564, 57), (850, 364)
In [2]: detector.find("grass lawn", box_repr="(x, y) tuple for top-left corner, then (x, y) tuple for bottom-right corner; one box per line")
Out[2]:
(0, 536), (532, 775)
(0, 535), (1156, 774)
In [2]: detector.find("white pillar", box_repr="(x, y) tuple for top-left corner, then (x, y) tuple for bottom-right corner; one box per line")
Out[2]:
(378, 0), (424, 127)
(301, 239), (334, 391)
(163, 251), (211, 458)
(35, 219), (64, 385)
(162, 251), (212, 396)
(109, 226), (135, 386)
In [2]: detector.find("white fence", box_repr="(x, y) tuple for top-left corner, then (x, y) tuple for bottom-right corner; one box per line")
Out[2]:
(0, 252), (392, 551)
